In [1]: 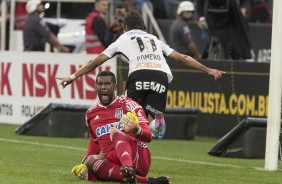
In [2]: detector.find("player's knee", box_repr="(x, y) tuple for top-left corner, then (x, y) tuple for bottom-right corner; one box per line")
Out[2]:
(85, 155), (101, 170)
(111, 129), (120, 137)
(110, 127), (127, 140)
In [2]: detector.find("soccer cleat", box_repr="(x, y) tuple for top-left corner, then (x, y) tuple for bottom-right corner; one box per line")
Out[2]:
(147, 176), (170, 184)
(154, 111), (166, 139)
(120, 165), (136, 184)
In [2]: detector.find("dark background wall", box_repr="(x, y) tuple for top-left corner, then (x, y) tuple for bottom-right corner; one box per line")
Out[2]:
(157, 20), (272, 62)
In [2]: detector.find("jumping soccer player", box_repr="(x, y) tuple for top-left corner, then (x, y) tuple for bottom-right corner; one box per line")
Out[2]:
(71, 71), (170, 183)
(57, 10), (225, 139)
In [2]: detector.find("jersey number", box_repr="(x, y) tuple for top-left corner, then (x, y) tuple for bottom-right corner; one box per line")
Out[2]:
(131, 36), (157, 52)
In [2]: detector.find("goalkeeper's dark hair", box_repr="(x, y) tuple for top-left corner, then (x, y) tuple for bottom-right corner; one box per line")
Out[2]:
(123, 10), (146, 31)
(96, 71), (116, 84)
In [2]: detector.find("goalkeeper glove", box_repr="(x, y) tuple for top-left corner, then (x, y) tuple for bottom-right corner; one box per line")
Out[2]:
(71, 164), (88, 180)
(120, 111), (141, 134)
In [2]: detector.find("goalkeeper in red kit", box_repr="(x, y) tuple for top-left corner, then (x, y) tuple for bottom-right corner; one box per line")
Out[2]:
(70, 71), (170, 184)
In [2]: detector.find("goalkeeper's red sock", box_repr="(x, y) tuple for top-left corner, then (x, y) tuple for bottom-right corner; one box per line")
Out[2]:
(90, 159), (122, 181)
(111, 129), (133, 167)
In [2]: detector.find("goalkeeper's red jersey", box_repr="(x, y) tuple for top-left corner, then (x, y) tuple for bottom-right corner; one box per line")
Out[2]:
(85, 95), (151, 158)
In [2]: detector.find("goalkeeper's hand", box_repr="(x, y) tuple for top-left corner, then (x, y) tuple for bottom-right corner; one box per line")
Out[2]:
(120, 111), (141, 134)
(71, 163), (88, 180)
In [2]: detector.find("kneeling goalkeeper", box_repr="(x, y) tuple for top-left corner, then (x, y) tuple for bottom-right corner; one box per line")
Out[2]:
(71, 71), (170, 184)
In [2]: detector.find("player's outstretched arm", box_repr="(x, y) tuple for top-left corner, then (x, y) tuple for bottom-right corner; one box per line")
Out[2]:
(168, 51), (225, 80)
(56, 53), (110, 88)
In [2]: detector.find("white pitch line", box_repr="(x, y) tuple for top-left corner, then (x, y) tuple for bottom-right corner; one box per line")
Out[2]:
(0, 138), (85, 151)
(0, 137), (242, 168)
(152, 156), (242, 168)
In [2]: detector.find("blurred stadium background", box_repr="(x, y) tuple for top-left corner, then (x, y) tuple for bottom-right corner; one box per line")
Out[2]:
(0, 0), (281, 183)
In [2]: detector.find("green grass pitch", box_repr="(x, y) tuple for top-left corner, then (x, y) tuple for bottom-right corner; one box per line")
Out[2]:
(1, 123), (282, 184)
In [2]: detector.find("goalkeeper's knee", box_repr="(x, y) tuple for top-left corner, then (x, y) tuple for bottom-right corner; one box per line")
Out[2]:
(85, 155), (103, 170)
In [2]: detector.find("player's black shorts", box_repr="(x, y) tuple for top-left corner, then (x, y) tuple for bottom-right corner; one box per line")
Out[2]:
(125, 70), (168, 117)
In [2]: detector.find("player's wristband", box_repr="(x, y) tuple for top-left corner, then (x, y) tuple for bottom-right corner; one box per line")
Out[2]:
(70, 74), (76, 80)
(133, 127), (142, 135)
(81, 157), (87, 164)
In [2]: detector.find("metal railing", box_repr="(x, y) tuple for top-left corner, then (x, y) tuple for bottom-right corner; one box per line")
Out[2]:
(1, 0), (8, 50)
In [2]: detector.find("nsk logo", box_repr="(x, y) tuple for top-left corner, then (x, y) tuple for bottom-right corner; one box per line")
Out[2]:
(0, 62), (110, 99)
(22, 63), (60, 97)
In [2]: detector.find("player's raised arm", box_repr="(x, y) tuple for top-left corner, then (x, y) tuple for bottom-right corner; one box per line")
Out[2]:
(56, 53), (110, 88)
(168, 50), (225, 80)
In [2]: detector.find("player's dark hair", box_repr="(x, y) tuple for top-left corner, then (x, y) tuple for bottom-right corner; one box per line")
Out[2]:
(96, 71), (116, 84)
(116, 3), (128, 11)
(123, 10), (146, 31)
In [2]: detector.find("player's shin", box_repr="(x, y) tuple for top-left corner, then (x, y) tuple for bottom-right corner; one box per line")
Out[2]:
(86, 157), (125, 182)
(110, 128), (133, 167)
